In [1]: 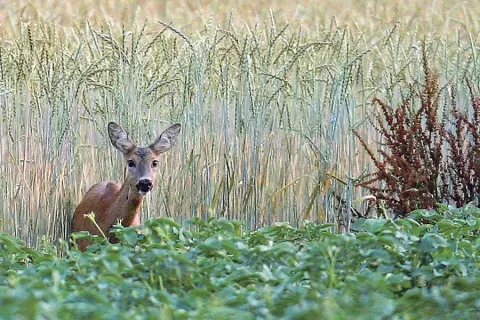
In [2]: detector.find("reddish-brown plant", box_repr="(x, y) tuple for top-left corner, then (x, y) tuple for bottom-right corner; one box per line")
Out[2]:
(441, 81), (480, 206)
(355, 47), (480, 218)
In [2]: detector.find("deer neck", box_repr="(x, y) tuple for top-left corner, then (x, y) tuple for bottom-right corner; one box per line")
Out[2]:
(110, 182), (144, 226)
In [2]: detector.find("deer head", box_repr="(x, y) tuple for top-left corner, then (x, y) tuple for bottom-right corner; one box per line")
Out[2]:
(107, 122), (181, 195)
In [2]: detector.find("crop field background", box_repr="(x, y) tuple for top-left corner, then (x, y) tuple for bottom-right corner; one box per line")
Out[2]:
(1, 0), (480, 248)
(2, 1), (480, 319)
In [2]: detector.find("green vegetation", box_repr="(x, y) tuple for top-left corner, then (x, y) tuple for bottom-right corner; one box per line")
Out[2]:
(2, 207), (480, 319)
(2, 1), (480, 318)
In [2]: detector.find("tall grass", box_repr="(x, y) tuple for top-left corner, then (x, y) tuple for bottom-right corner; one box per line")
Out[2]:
(1, 1), (480, 247)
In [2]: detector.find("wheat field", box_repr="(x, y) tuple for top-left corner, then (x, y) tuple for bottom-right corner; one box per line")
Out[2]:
(1, 0), (480, 248)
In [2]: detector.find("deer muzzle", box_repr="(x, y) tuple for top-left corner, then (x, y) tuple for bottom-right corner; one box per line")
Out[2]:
(136, 178), (153, 194)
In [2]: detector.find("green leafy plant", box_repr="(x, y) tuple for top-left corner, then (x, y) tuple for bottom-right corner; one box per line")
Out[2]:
(2, 211), (480, 319)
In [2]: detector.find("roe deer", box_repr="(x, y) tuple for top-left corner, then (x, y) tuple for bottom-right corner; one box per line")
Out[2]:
(71, 122), (181, 251)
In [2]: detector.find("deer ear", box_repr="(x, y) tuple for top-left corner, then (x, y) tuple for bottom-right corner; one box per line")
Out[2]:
(108, 122), (136, 155)
(149, 123), (181, 155)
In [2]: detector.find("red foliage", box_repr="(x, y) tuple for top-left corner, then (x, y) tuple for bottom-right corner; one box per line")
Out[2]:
(354, 47), (480, 217)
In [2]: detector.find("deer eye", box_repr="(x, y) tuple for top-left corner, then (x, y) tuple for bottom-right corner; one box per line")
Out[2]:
(127, 160), (136, 168)
(152, 160), (159, 168)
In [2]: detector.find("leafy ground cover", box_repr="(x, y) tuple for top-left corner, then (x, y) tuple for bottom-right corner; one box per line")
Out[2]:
(1, 205), (479, 319)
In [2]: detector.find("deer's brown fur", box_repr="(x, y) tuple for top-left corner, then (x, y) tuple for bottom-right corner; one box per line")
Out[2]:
(71, 122), (181, 251)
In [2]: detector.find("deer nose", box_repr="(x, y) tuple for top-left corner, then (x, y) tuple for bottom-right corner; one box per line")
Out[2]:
(136, 179), (153, 194)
